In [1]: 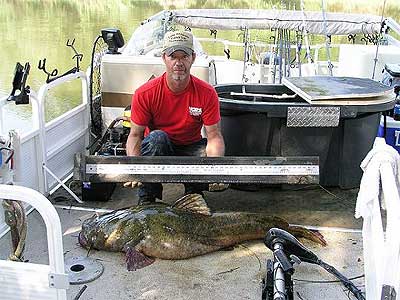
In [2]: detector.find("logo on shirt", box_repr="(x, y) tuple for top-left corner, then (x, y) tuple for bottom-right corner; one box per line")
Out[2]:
(189, 106), (202, 117)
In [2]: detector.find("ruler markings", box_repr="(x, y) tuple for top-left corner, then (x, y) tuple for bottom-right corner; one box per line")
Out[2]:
(86, 164), (319, 176)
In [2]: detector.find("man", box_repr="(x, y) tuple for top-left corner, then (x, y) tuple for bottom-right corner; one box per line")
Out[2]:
(126, 30), (225, 205)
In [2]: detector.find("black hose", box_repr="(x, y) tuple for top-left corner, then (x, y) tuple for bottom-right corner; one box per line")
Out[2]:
(318, 260), (365, 300)
(0, 147), (14, 164)
(89, 35), (103, 138)
(90, 117), (125, 153)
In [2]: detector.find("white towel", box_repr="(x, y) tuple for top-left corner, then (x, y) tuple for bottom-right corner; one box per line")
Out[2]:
(356, 137), (400, 299)
(356, 137), (400, 215)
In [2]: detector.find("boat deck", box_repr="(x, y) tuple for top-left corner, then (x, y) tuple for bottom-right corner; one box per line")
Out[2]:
(0, 184), (365, 299)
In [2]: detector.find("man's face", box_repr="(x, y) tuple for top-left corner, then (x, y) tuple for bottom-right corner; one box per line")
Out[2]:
(163, 50), (196, 82)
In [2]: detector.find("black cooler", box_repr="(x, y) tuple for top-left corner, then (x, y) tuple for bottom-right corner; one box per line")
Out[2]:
(216, 76), (395, 189)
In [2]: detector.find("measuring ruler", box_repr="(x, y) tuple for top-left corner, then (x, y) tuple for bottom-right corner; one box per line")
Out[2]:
(75, 154), (319, 185)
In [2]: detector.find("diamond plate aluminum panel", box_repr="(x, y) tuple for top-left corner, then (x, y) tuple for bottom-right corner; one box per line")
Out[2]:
(287, 106), (340, 127)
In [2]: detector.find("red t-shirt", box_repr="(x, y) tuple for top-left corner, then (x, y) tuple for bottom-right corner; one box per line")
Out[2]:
(131, 73), (220, 145)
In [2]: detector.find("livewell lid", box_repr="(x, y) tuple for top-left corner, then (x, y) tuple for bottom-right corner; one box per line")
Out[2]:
(282, 76), (392, 104)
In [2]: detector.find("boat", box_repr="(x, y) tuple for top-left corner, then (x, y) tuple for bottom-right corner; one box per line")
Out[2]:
(99, 9), (400, 188)
(1, 8), (400, 300)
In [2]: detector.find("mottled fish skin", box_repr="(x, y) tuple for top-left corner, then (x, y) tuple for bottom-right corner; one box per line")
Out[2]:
(79, 202), (325, 261)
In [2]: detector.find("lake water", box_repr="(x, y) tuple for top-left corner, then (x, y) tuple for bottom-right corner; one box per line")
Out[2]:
(0, 0), (399, 134)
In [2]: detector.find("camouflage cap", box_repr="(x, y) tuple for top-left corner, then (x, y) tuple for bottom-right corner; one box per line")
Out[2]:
(162, 31), (194, 56)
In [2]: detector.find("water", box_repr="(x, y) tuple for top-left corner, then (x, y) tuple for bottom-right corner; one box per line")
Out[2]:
(0, 1), (162, 134)
(0, 0), (399, 134)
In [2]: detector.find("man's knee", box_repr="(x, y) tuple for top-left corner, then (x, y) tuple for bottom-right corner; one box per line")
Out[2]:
(147, 130), (168, 140)
(141, 130), (173, 156)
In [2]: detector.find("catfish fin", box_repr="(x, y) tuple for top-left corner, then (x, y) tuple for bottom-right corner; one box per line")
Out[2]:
(288, 225), (327, 247)
(125, 246), (155, 271)
(172, 193), (211, 216)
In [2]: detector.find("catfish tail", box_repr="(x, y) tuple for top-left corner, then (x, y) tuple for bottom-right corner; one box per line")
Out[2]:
(288, 225), (327, 246)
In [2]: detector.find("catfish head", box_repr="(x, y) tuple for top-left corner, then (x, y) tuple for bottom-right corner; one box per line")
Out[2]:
(79, 208), (146, 252)
(78, 213), (102, 249)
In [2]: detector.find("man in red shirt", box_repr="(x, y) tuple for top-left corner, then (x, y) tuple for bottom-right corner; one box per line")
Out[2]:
(126, 31), (225, 205)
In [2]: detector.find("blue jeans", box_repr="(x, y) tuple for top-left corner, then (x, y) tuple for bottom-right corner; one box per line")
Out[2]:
(138, 130), (208, 200)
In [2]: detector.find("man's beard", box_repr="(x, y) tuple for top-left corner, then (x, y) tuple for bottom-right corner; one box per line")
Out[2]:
(172, 74), (186, 81)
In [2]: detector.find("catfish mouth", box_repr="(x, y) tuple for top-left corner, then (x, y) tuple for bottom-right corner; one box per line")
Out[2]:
(78, 214), (100, 248)
(78, 231), (89, 248)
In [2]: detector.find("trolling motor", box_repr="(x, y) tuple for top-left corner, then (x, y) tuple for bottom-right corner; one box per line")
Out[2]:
(262, 228), (302, 300)
(7, 62), (30, 105)
(262, 228), (365, 300)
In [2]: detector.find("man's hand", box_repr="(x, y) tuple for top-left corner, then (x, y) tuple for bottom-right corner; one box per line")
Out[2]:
(123, 181), (142, 188)
(209, 183), (229, 192)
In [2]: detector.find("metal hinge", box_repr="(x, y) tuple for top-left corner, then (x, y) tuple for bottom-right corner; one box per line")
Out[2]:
(48, 272), (70, 289)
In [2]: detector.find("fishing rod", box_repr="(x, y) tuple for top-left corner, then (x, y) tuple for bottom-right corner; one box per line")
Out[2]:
(278, 29), (284, 83)
(285, 29), (291, 78)
(241, 27), (250, 83)
(271, 29), (279, 84)
(282, 29), (287, 80)
(281, 1), (291, 79)
(321, 0), (333, 76)
(372, 0), (387, 80)
(300, 0), (312, 66)
(286, 30), (292, 77)
(294, 30), (303, 77)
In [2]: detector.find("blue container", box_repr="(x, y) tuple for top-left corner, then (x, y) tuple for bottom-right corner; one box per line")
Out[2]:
(377, 116), (400, 153)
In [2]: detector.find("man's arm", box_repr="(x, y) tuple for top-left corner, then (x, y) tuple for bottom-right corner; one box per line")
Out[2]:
(126, 121), (146, 156)
(204, 122), (228, 191)
(204, 122), (225, 157)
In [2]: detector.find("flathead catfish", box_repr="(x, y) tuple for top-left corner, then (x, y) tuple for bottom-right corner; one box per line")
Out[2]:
(79, 194), (326, 271)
